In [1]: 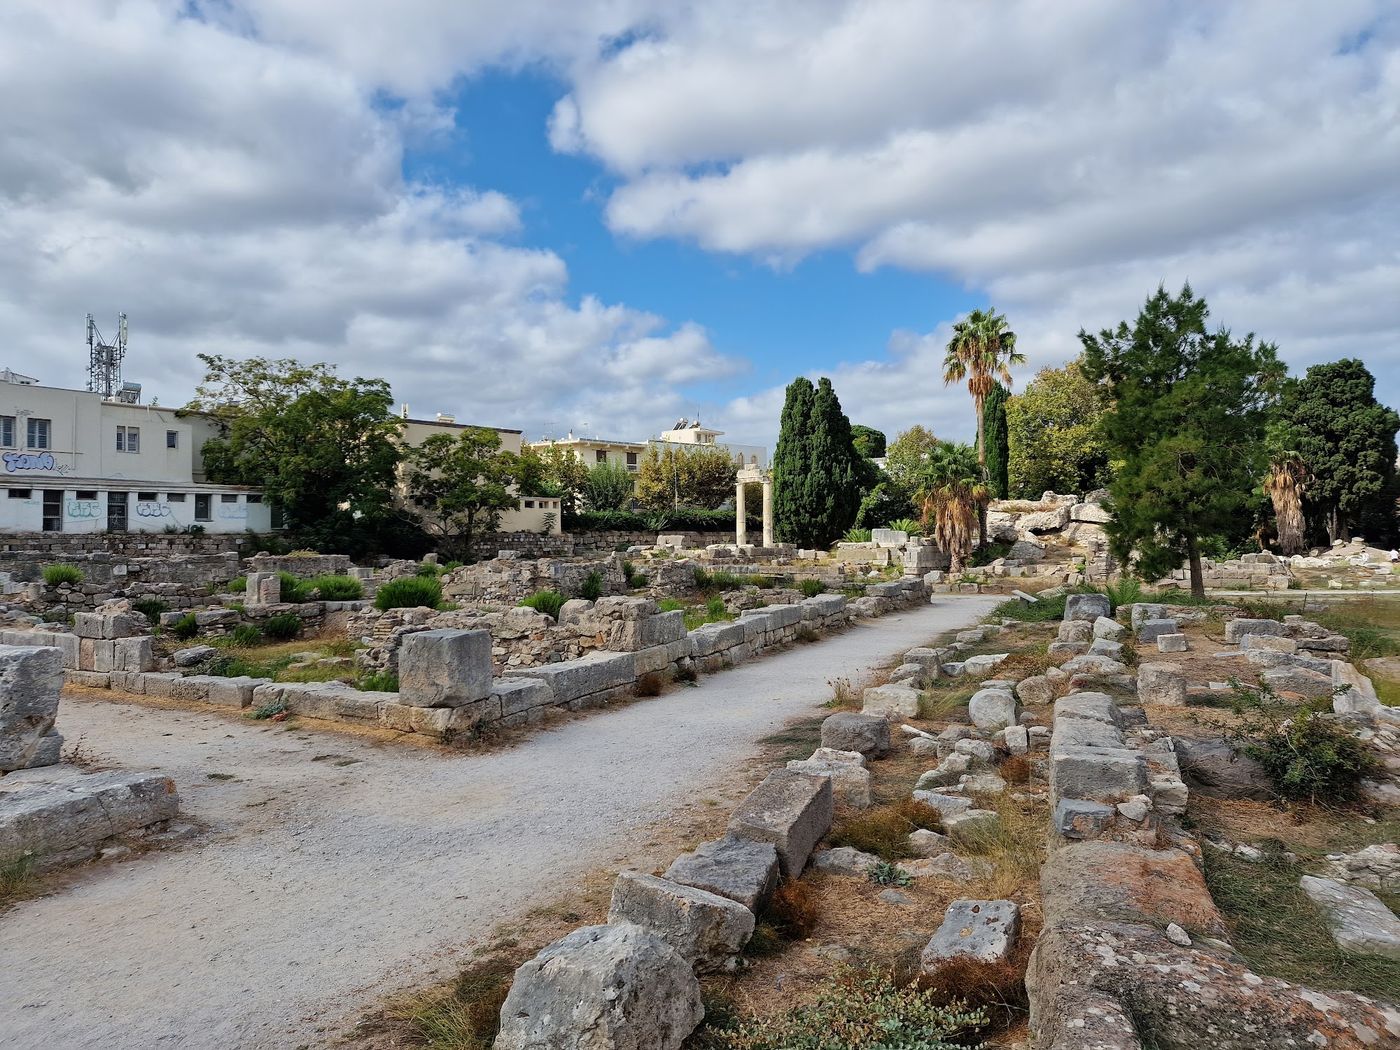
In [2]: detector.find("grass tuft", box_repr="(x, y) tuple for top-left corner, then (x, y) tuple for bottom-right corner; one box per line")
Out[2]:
(828, 799), (942, 861)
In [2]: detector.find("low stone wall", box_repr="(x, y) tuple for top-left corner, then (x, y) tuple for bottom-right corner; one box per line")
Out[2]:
(486, 530), (738, 559)
(442, 554), (627, 605)
(0, 532), (251, 557)
(1155, 550), (1292, 591)
(246, 553), (353, 578)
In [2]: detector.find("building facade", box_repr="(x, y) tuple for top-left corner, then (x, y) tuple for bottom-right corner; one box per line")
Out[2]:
(529, 419), (767, 474)
(0, 374), (272, 535)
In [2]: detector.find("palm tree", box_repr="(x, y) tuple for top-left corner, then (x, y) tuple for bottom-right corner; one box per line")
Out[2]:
(1262, 443), (1309, 556)
(942, 309), (1025, 468)
(918, 442), (988, 575)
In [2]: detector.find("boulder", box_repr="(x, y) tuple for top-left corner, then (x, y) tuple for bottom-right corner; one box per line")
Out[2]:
(968, 687), (1019, 730)
(1092, 616), (1125, 641)
(1056, 619), (1094, 644)
(1299, 876), (1400, 960)
(820, 711), (891, 757)
(861, 682), (922, 719)
(607, 872), (754, 973)
(494, 924), (703, 1050)
(908, 828), (951, 857)
(1137, 663), (1187, 707)
(727, 769), (833, 876)
(921, 900), (1021, 969)
(664, 835), (779, 912)
(1224, 618), (1288, 644)
(1016, 674), (1055, 705)
(811, 846), (880, 876)
(1174, 736), (1272, 801)
(1064, 594), (1111, 623)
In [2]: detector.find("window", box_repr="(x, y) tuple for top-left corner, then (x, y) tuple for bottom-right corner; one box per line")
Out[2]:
(195, 494), (212, 521)
(166, 492), (186, 502)
(137, 491), (157, 501)
(220, 493), (238, 503)
(245, 494), (262, 504)
(0, 416), (13, 447)
(7, 489), (30, 499)
(166, 430), (178, 449)
(626, 451), (638, 470)
(75, 490), (97, 501)
(27, 417), (50, 449)
(42, 490), (61, 532)
(595, 449), (607, 463)
(116, 425), (140, 453)
(523, 499), (535, 509)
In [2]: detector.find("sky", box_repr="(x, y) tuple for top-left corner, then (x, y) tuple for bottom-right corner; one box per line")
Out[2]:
(1, 1), (1397, 450)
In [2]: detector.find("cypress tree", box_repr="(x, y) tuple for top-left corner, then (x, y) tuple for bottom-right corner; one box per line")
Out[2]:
(772, 377), (817, 545)
(983, 382), (1010, 499)
(810, 377), (863, 545)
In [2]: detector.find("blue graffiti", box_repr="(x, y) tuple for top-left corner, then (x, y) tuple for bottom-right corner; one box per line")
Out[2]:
(3, 451), (59, 473)
(136, 501), (172, 518)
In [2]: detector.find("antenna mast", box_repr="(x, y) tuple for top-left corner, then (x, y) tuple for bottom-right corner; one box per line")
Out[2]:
(86, 312), (127, 398)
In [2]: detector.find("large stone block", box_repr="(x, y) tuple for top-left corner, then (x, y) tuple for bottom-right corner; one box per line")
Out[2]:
(0, 770), (178, 869)
(494, 924), (703, 1050)
(506, 650), (637, 708)
(0, 645), (64, 772)
(820, 711), (891, 757)
(1137, 662), (1187, 707)
(607, 872), (754, 972)
(1136, 618), (1179, 643)
(1224, 617), (1288, 644)
(1092, 616), (1125, 641)
(1050, 745), (1147, 803)
(1055, 691), (1121, 726)
(1299, 876), (1400, 960)
(786, 751), (872, 808)
(688, 621), (745, 657)
(1064, 593), (1111, 623)
(494, 677), (556, 718)
(903, 647), (941, 672)
(921, 899), (1021, 969)
(398, 628), (492, 708)
(861, 682), (922, 719)
(664, 834), (779, 912)
(968, 687), (1019, 730)
(113, 636), (154, 672)
(727, 769), (833, 876)
(1260, 666), (1334, 698)
(1051, 717), (1123, 751)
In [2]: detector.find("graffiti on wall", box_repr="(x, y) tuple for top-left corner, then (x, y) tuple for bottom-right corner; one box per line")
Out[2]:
(3, 452), (71, 475)
(136, 501), (172, 519)
(65, 500), (100, 519)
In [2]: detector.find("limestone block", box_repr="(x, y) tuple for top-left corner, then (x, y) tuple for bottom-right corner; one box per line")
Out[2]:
(1056, 692), (1122, 726)
(921, 900), (1021, 970)
(861, 682), (922, 719)
(1128, 603), (1167, 630)
(688, 621), (745, 657)
(89, 639), (117, 673)
(915, 753), (972, 789)
(0, 645), (64, 772)
(812, 846), (880, 876)
(203, 676), (262, 708)
(1050, 745), (1147, 803)
(1016, 674), (1055, 705)
(1157, 633), (1188, 653)
(1003, 725), (1030, 755)
(1052, 717), (1124, 751)
(1047, 641), (1088, 660)
(1240, 634), (1298, 654)
(819, 711), (891, 757)
(506, 650), (636, 709)
(1057, 619), (1094, 644)
(246, 572), (280, 606)
(727, 769), (833, 876)
(1092, 616), (1125, 641)
(607, 871), (754, 973)
(398, 628), (492, 708)
(1064, 593), (1111, 622)
(786, 753), (872, 808)
(968, 687), (1019, 730)
(0, 770), (179, 869)
(494, 924), (703, 1050)
(1299, 876), (1400, 960)
(493, 678), (556, 719)
(908, 828), (951, 856)
(1060, 654), (1128, 676)
(1070, 502), (1112, 524)
(113, 636), (154, 672)
(943, 808), (1001, 843)
(664, 834), (779, 912)
(903, 646), (942, 672)
(1136, 618), (1179, 643)
(1224, 617), (1288, 644)
(954, 737), (997, 762)
(1055, 798), (1116, 839)
(1137, 663), (1187, 707)
(1260, 666), (1334, 698)
(910, 791), (972, 818)
(963, 653), (1009, 676)
(1088, 639), (1124, 660)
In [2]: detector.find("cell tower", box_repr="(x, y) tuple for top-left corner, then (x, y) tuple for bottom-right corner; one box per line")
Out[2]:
(86, 312), (127, 399)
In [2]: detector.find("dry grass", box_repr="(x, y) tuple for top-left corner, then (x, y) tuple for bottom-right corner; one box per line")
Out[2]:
(0, 854), (38, 910)
(763, 879), (821, 940)
(381, 957), (517, 1050)
(827, 799), (943, 861)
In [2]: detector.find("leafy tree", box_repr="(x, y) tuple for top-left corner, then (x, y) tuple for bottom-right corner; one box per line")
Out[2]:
(917, 442), (986, 574)
(773, 377), (864, 547)
(527, 444), (590, 516)
(189, 354), (402, 555)
(580, 461), (636, 511)
(400, 428), (523, 561)
(942, 308), (1025, 469)
(1004, 361), (1112, 498)
(1281, 359), (1400, 545)
(850, 424), (887, 458)
(854, 480), (915, 530)
(634, 444), (738, 511)
(883, 426), (940, 492)
(1080, 285), (1281, 597)
(982, 383), (1010, 499)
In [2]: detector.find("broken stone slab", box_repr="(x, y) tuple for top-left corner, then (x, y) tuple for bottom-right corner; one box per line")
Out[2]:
(916, 753), (974, 790)
(1064, 594), (1111, 623)
(960, 772), (1006, 795)
(953, 737), (996, 762)
(607, 871), (754, 973)
(786, 752), (872, 808)
(1136, 662), (1186, 707)
(1051, 717), (1124, 751)
(819, 711), (891, 757)
(968, 687), (1019, 730)
(962, 653), (1009, 676)
(506, 649), (636, 709)
(1241, 633), (1298, 654)
(1060, 654), (1127, 676)
(943, 808), (1001, 844)
(664, 835), (779, 912)
(1260, 665), (1334, 698)
(911, 790), (973, 818)
(1050, 745), (1147, 803)
(398, 628), (493, 708)
(727, 769), (833, 876)
(1055, 691), (1122, 726)
(1092, 616), (1125, 641)
(1057, 619), (1094, 644)
(1054, 797), (1116, 839)
(1157, 633), (1188, 653)
(1002, 724), (1030, 755)
(903, 646), (941, 672)
(861, 681), (922, 719)
(1136, 618), (1179, 643)
(494, 923), (703, 1050)
(898, 853), (990, 880)
(1224, 617), (1288, 644)
(0, 644), (64, 773)
(1088, 638), (1124, 660)
(811, 845), (880, 876)
(1299, 875), (1400, 960)
(920, 899), (1021, 969)
(1332, 659), (1385, 720)
(908, 828), (952, 857)
(1244, 648), (1333, 674)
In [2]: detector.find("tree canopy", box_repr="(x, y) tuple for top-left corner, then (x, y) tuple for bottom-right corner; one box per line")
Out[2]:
(580, 461), (636, 511)
(851, 424), (887, 459)
(943, 308), (1024, 468)
(1080, 285), (1280, 597)
(1281, 359), (1399, 545)
(634, 444), (737, 511)
(773, 376), (864, 547)
(982, 383), (1010, 500)
(401, 428), (525, 561)
(1004, 360), (1113, 498)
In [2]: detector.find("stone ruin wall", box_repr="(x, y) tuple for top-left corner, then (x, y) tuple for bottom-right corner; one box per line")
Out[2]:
(441, 554), (627, 604)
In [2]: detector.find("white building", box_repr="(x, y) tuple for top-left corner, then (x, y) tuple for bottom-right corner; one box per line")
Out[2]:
(529, 418), (767, 473)
(0, 373), (272, 535)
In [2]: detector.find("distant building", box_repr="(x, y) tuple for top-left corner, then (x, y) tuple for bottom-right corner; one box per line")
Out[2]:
(0, 371), (272, 534)
(529, 418), (767, 473)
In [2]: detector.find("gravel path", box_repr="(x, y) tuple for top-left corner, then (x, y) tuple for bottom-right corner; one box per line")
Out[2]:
(0, 596), (999, 1049)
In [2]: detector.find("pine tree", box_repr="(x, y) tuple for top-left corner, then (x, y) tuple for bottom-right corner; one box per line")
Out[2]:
(982, 383), (1010, 500)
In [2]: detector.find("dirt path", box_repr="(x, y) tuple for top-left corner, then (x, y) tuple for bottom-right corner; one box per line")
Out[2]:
(0, 596), (1000, 1050)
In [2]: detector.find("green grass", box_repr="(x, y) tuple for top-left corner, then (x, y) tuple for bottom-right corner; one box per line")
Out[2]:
(758, 717), (824, 762)
(684, 596), (734, 631)
(1205, 847), (1400, 1002)
(384, 956), (517, 1050)
(41, 563), (84, 586)
(1308, 598), (1400, 661)
(519, 589), (566, 619)
(0, 854), (37, 908)
(375, 575), (444, 611)
(991, 592), (1067, 622)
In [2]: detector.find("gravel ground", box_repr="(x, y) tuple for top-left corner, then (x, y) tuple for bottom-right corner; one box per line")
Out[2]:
(0, 596), (999, 1049)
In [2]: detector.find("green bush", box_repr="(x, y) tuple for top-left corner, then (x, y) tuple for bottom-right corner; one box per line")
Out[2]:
(171, 613), (199, 641)
(567, 507), (756, 533)
(262, 612), (303, 641)
(622, 560), (649, 589)
(308, 575), (364, 601)
(357, 670), (399, 693)
(657, 598), (686, 613)
(967, 540), (1012, 567)
(374, 575), (443, 611)
(416, 562), (442, 578)
(41, 564), (84, 587)
(250, 697), (288, 720)
(694, 970), (986, 1049)
(277, 571), (312, 603)
(226, 576), (247, 593)
(1225, 686), (1378, 803)
(520, 589), (566, 619)
(1103, 576), (1143, 612)
(866, 860), (913, 887)
(577, 570), (604, 602)
(798, 578), (826, 598)
(991, 592), (1068, 622)
(885, 517), (923, 536)
(131, 597), (169, 624)
(229, 624), (263, 648)
(842, 527), (872, 543)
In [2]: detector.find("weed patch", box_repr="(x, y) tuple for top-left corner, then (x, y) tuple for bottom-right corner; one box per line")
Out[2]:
(828, 799), (942, 861)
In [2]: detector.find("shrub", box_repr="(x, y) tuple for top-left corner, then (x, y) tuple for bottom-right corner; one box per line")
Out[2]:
(696, 969), (987, 1049)
(308, 575), (364, 601)
(885, 517), (923, 536)
(798, 578), (826, 598)
(277, 571), (312, 603)
(967, 540), (1012, 567)
(577, 570), (604, 602)
(416, 562), (442, 578)
(229, 624), (263, 648)
(226, 576), (247, 592)
(131, 597), (169, 624)
(250, 698), (288, 720)
(990, 592), (1068, 622)
(357, 670), (399, 693)
(41, 564), (84, 587)
(1224, 686), (1378, 803)
(842, 527), (873, 543)
(1104, 576), (1143, 611)
(657, 598), (685, 613)
(519, 589), (566, 619)
(867, 860), (913, 887)
(170, 613), (199, 641)
(262, 613), (303, 641)
(622, 560), (648, 589)
(762, 879), (820, 940)
(375, 576), (443, 611)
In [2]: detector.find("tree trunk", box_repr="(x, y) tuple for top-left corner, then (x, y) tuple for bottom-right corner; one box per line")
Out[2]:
(1186, 534), (1205, 599)
(974, 393), (986, 466)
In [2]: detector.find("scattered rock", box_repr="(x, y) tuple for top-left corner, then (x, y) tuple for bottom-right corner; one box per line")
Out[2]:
(1157, 633), (1188, 653)
(1137, 663), (1187, 707)
(811, 846), (880, 877)
(665, 835), (780, 912)
(172, 645), (217, 667)
(968, 687), (1019, 731)
(920, 899), (1021, 969)
(820, 711), (891, 757)
(1299, 875), (1400, 960)
(1164, 922), (1192, 947)
(1065, 594), (1111, 623)
(607, 872), (755, 973)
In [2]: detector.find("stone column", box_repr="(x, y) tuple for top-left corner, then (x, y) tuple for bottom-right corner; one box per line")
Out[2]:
(735, 480), (748, 545)
(761, 478), (774, 548)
